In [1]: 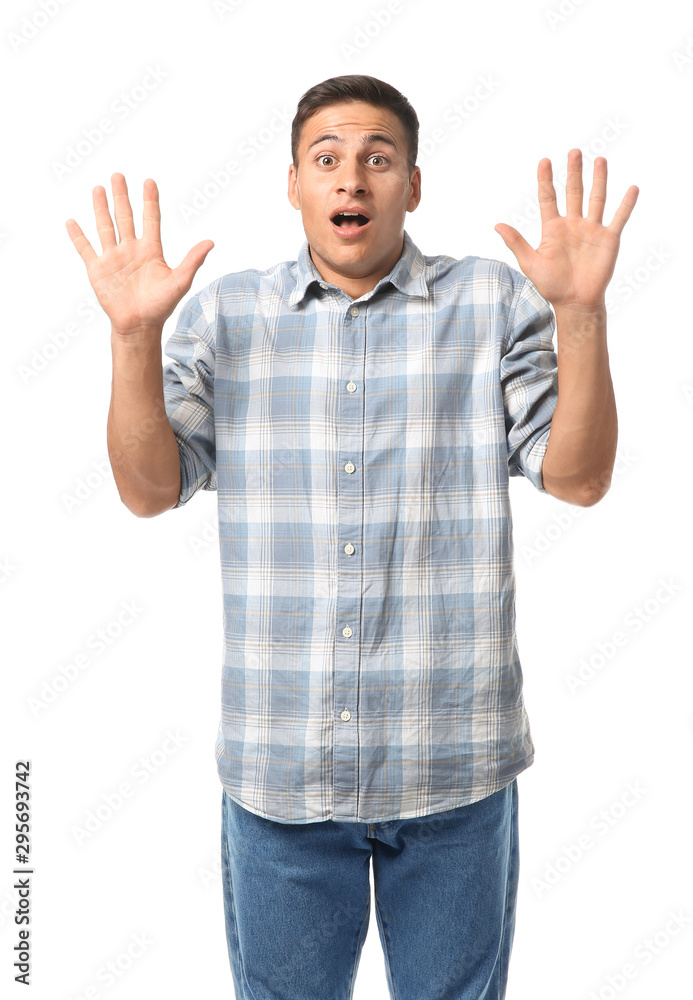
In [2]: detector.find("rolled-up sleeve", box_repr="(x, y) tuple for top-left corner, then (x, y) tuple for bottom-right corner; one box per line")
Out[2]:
(499, 268), (558, 494)
(162, 291), (217, 508)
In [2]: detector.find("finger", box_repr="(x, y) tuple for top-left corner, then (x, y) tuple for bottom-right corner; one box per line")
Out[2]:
(586, 157), (607, 225)
(608, 185), (640, 238)
(171, 240), (215, 294)
(65, 217), (97, 266)
(494, 223), (535, 272)
(142, 178), (161, 244)
(92, 183), (117, 250)
(537, 158), (559, 225)
(565, 148), (583, 217)
(111, 172), (136, 241)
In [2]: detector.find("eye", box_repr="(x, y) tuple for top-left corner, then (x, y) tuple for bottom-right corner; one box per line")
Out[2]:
(315, 153), (390, 167)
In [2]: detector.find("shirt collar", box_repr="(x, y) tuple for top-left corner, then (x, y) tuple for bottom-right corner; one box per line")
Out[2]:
(288, 228), (429, 308)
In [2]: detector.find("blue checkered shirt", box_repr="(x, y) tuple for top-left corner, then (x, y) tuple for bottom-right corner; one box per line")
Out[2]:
(162, 229), (558, 824)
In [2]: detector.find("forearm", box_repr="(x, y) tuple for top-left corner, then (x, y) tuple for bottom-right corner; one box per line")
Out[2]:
(107, 328), (181, 517)
(542, 303), (616, 506)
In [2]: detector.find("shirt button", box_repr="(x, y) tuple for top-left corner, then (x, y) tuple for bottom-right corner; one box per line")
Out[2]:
(344, 543), (355, 555)
(341, 709), (351, 722)
(350, 306), (359, 317)
(319, 282), (328, 289)
(344, 461), (355, 474)
(342, 625), (353, 638)
(346, 381), (357, 393)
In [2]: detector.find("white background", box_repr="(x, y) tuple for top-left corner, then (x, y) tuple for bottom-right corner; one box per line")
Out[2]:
(2, 0), (692, 997)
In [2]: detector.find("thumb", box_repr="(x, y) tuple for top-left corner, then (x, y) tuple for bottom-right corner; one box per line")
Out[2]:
(494, 224), (533, 270)
(172, 239), (215, 292)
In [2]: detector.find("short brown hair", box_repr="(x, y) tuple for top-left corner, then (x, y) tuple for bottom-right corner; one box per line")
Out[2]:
(291, 74), (419, 177)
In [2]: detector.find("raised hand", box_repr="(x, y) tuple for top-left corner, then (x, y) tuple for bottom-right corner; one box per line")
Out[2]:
(65, 173), (214, 336)
(494, 149), (639, 311)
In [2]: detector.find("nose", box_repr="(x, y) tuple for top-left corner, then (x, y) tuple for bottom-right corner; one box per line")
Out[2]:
(336, 155), (370, 195)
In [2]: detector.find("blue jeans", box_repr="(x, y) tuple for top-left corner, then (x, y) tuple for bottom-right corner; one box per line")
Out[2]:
(221, 779), (519, 1000)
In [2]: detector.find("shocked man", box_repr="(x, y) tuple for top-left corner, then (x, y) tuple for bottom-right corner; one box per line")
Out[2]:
(66, 73), (638, 1000)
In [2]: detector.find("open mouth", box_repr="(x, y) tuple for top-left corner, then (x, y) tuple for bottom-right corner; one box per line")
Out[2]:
(331, 212), (371, 230)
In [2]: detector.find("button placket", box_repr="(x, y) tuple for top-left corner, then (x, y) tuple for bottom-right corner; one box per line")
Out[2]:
(333, 298), (367, 820)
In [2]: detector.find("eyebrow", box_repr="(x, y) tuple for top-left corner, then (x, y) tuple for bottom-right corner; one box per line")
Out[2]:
(306, 132), (398, 152)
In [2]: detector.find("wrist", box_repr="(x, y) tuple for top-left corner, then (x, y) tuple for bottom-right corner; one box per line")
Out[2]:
(552, 300), (607, 319)
(111, 324), (163, 346)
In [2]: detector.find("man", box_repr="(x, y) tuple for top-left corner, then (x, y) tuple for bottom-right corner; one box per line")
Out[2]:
(66, 74), (638, 1000)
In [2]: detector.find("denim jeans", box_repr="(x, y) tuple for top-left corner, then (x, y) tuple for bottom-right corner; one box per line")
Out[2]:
(221, 779), (519, 1000)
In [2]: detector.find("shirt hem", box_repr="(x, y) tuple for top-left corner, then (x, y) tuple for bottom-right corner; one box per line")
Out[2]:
(218, 752), (534, 825)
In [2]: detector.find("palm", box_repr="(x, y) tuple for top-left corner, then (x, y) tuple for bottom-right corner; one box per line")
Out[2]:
(88, 240), (185, 330)
(495, 150), (639, 311)
(66, 174), (214, 334)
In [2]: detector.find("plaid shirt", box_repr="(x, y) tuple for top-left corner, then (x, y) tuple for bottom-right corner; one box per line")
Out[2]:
(162, 229), (558, 824)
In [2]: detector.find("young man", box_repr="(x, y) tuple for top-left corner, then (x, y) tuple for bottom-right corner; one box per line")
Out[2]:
(66, 74), (638, 1000)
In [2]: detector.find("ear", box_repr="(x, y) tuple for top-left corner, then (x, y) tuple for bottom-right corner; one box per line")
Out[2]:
(407, 166), (422, 213)
(287, 163), (300, 210)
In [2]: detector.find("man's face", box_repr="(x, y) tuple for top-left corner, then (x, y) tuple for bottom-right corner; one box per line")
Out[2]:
(288, 101), (421, 297)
